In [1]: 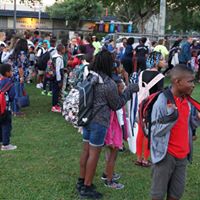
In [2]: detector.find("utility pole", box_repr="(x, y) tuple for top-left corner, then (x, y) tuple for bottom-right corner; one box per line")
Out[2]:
(13, 0), (17, 32)
(38, 6), (41, 35)
(159, 0), (166, 36)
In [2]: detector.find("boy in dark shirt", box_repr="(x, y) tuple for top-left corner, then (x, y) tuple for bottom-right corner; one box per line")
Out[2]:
(0, 64), (16, 150)
(134, 37), (149, 71)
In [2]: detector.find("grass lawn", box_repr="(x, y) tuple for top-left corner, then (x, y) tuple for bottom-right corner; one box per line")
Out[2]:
(0, 83), (200, 200)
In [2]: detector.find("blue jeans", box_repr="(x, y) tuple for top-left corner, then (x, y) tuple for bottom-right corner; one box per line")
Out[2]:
(83, 122), (107, 147)
(0, 111), (12, 145)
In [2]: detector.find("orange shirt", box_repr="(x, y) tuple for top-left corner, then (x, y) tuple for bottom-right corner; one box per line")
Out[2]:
(168, 96), (190, 159)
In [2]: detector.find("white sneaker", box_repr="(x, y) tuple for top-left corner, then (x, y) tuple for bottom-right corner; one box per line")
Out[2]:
(36, 83), (42, 89)
(1, 144), (17, 151)
(39, 83), (43, 88)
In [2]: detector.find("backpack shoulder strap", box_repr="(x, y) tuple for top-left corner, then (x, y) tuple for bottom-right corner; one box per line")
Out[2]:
(138, 71), (144, 88)
(152, 88), (178, 125)
(0, 81), (13, 93)
(146, 73), (164, 90)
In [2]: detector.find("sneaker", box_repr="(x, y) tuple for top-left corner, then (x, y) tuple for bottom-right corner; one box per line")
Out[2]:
(41, 90), (47, 95)
(51, 106), (61, 113)
(101, 173), (121, 181)
(80, 186), (103, 199)
(76, 178), (84, 193)
(1, 144), (17, 151)
(39, 83), (43, 88)
(76, 179), (96, 193)
(47, 91), (52, 97)
(104, 180), (124, 190)
(36, 83), (42, 89)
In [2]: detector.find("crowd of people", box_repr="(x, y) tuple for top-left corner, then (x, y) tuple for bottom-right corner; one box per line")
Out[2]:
(0, 30), (200, 200)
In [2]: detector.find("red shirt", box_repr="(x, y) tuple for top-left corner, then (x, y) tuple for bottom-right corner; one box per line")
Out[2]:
(168, 96), (190, 159)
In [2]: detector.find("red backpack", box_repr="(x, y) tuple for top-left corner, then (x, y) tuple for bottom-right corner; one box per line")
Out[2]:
(0, 81), (13, 118)
(138, 88), (178, 148)
(138, 87), (200, 148)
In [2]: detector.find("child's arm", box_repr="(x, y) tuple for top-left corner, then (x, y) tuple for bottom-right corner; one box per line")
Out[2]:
(8, 81), (15, 102)
(151, 95), (176, 137)
(116, 108), (126, 139)
(55, 56), (63, 83)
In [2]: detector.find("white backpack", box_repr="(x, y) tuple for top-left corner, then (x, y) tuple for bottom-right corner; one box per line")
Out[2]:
(138, 70), (164, 105)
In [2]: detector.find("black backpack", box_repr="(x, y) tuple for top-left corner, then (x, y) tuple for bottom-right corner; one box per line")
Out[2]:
(62, 72), (101, 127)
(37, 48), (54, 71)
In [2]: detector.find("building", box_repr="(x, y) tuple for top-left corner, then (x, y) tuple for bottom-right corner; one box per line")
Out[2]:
(0, 9), (66, 32)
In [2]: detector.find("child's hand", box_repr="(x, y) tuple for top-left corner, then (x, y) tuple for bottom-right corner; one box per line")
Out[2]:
(192, 135), (197, 141)
(197, 111), (200, 119)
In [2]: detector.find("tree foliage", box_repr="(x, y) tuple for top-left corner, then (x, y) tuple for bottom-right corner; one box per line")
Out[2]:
(47, 0), (200, 32)
(47, 0), (103, 29)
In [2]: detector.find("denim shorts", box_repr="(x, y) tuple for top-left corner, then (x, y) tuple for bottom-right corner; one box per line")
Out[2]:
(82, 122), (107, 147)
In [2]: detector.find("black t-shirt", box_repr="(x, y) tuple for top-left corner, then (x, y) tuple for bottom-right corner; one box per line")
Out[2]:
(142, 70), (164, 94)
(135, 44), (148, 58)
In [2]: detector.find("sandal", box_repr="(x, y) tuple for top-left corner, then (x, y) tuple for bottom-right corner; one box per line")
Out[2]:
(141, 160), (152, 167)
(134, 160), (143, 166)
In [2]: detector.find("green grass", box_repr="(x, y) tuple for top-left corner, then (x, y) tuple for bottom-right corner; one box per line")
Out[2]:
(0, 83), (200, 200)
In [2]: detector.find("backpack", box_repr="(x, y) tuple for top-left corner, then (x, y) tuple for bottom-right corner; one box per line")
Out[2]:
(138, 88), (178, 148)
(62, 71), (103, 127)
(37, 48), (54, 71)
(68, 64), (89, 87)
(45, 57), (58, 80)
(0, 81), (13, 121)
(138, 71), (164, 105)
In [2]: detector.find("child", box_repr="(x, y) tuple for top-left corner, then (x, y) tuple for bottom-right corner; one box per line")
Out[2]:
(51, 44), (65, 113)
(135, 52), (165, 167)
(0, 64), (16, 150)
(150, 64), (200, 200)
(27, 45), (36, 83)
(102, 77), (127, 189)
(190, 50), (199, 73)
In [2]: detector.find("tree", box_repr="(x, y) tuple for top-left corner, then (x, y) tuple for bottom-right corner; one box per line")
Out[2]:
(47, 0), (103, 30)
(47, 0), (200, 33)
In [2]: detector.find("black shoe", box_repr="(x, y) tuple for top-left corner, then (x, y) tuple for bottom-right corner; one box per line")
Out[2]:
(76, 178), (84, 193)
(76, 178), (96, 193)
(80, 186), (103, 199)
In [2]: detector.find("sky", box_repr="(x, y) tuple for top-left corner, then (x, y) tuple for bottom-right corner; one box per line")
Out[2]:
(42, 0), (56, 6)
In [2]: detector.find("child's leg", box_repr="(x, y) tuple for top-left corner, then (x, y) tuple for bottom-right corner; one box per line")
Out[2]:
(1, 113), (12, 146)
(151, 154), (187, 200)
(105, 147), (118, 181)
(52, 81), (59, 106)
(84, 145), (102, 186)
(166, 157), (187, 200)
(49, 80), (53, 92)
(0, 126), (2, 143)
(136, 123), (144, 162)
(79, 142), (90, 179)
(143, 136), (150, 162)
(43, 77), (47, 91)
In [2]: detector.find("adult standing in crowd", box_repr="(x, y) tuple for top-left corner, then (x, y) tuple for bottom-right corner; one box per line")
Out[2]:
(178, 37), (193, 66)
